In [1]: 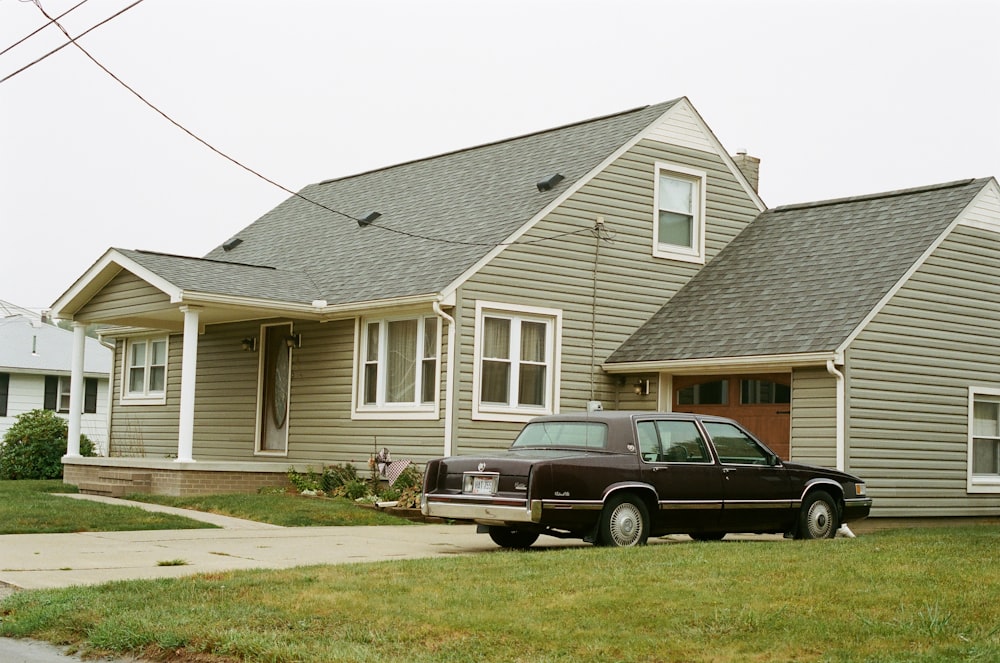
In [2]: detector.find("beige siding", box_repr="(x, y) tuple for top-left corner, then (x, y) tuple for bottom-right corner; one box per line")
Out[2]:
(848, 221), (1000, 517)
(108, 317), (451, 467)
(790, 367), (837, 468)
(454, 140), (760, 454)
(76, 270), (170, 321)
(108, 335), (181, 458)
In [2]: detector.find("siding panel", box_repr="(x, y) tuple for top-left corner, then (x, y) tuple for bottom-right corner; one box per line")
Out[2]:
(455, 138), (760, 454)
(848, 219), (1000, 517)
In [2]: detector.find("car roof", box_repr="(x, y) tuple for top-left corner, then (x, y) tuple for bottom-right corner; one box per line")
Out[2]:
(528, 411), (738, 425)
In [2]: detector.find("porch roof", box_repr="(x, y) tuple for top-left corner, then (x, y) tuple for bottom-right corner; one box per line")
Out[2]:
(607, 177), (992, 366)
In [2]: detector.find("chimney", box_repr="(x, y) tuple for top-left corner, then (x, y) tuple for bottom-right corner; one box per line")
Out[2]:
(732, 149), (760, 193)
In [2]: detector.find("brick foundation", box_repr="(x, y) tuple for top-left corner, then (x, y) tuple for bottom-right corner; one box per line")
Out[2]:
(64, 461), (290, 497)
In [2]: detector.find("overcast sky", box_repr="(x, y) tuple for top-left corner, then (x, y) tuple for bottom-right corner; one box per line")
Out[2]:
(2, 0), (998, 313)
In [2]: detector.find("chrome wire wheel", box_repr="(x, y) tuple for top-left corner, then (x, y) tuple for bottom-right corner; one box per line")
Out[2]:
(604, 498), (647, 547)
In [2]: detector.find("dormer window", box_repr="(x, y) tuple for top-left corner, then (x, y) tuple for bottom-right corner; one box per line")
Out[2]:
(653, 162), (706, 263)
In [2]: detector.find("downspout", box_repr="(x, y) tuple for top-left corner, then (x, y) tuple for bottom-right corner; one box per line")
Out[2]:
(826, 358), (855, 538)
(433, 301), (456, 456)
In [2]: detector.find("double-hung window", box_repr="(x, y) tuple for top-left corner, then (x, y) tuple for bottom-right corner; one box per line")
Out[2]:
(969, 387), (1000, 492)
(122, 337), (167, 404)
(357, 315), (439, 417)
(653, 162), (706, 263)
(474, 302), (561, 422)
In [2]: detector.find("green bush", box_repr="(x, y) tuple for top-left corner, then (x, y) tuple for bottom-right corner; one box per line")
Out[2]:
(0, 409), (95, 480)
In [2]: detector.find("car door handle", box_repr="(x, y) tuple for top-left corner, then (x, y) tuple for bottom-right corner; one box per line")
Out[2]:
(652, 466), (668, 472)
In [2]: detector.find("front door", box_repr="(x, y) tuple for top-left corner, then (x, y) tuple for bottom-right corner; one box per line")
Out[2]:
(673, 373), (791, 458)
(257, 323), (292, 454)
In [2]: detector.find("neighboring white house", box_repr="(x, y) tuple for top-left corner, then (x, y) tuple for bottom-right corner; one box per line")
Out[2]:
(0, 300), (112, 452)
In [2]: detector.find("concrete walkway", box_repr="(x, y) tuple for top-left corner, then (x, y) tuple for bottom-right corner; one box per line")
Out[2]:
(0, 494), (508, 591)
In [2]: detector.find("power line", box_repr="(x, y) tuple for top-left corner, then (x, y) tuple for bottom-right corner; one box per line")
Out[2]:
(25, 0), (593, 249)
(0, 0), (88, 57)
(1, 0), (144, 84)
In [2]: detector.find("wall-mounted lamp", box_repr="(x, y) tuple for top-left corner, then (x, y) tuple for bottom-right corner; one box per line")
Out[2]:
(240, 337), (257, 352)
(357, 211), (381, 227)
(634, 379), (650, 396)
(285, 333), (302, 349)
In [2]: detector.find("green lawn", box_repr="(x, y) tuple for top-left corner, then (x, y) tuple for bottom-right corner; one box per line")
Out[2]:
(0, 480), (414, 533)
(127, 492), (415, 527)
(2, 526), (999, 662)
(0, 480), (216, 534)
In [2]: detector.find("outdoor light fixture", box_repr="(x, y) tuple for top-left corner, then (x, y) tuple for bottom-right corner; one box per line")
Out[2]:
(285, 333), (302, 349)
(240, 337), (257, 352)
(536, 173), (564, 192)
(357, 211), (381, 227)
(634, 379), (650, 396)
(222, 237), (243, 251)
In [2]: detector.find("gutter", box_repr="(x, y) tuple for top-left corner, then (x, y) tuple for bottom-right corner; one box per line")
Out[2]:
(433, 300), (456, 456)
(826, 359), (846, 472)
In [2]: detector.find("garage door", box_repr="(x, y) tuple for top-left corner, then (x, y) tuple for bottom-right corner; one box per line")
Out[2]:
(672, 374), (791, 459)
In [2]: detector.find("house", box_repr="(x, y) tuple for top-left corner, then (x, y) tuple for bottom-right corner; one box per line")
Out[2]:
(50, 98), (763, 496)
(0, 300), (112, 451)
(606, 177), (1000, 517)
(48, 97), (1000, 519)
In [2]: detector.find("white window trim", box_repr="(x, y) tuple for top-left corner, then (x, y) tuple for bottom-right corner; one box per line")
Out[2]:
(352, 314), (441, 421)
(652, 161), (707, 264)
(472, 301), (562, 423)
(119, 335), (168, 406)
(968, 386), (1000, 493)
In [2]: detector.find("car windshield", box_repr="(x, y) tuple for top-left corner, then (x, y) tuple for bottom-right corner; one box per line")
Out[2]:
(510, 421), (608, 450)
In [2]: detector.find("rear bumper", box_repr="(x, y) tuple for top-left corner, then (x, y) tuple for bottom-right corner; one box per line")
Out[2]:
(422, 495), (537, 524)
(843, 497), (873, 523)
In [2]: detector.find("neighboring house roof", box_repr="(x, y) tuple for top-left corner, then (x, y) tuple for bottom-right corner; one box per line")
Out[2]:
(0, 309), (112, 375)
(608, 178), (993, 365)
(188, 99), (683, 307)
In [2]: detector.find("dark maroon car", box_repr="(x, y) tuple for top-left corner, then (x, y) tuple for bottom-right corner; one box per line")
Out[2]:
(422, 411), (872, 548)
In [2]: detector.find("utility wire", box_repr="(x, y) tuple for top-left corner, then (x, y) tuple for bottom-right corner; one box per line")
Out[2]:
(0, 0), (88, 57)
(1, 0), (143, 84)
(26, 0), (591, 249)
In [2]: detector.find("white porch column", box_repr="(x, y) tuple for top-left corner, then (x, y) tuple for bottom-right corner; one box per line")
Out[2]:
(176, 306), (201, 463)
(65, 322), (86, 457)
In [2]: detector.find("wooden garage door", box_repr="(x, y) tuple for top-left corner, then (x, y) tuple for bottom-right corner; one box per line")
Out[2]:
(673, 373), (791, 459)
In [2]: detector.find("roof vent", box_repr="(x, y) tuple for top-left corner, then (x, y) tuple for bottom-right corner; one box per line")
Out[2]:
(222, 237), (243, 251)
(536, 173), (564, 192)
(358, 211), (382, 227)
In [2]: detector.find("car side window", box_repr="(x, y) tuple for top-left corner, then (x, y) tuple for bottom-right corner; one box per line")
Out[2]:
(654, 420), (711, 463)
(702, 422), (770, 465)
(636, 421), (659, 462)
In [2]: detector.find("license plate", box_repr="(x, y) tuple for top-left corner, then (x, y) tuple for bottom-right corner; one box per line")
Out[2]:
(471, 475), (497, 495)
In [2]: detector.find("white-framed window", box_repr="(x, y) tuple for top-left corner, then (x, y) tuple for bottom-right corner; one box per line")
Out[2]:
(121, 336), (168, 404)
(355, 314), (439, 419)
(473, 301), (561, 422)
(58, 376), (71, 413)
(969, 387), (1000, 493)
(652, 162), (707, 263)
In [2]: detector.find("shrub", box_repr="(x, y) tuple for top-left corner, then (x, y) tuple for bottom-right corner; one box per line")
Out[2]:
(0, 409), (95, 480)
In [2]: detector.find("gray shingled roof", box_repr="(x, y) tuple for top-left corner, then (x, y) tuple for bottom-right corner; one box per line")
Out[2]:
(188, 100), (680, 306)
(608, 178), (991, 364)
(117, 249), (323, 304)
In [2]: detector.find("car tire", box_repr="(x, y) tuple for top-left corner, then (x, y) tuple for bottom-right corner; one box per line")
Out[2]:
(598, 494), (649, 547)
(689, 532), (726, 541)
(797, 490), (839, 539)
(487, 526), (540, 549)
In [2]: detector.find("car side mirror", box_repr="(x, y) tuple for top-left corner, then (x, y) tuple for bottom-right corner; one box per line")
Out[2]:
(769, 454), (780, 467)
